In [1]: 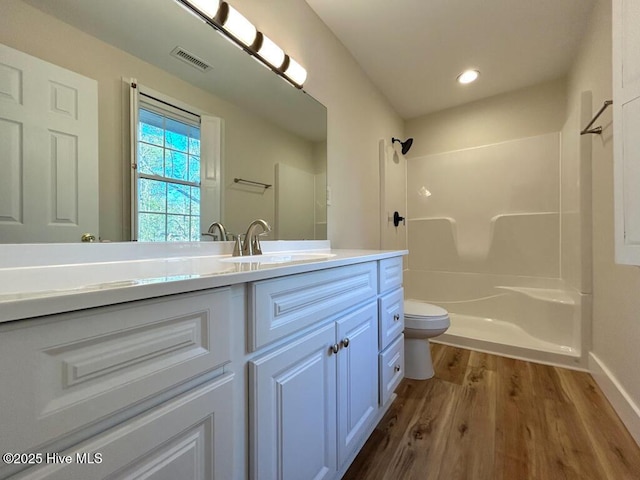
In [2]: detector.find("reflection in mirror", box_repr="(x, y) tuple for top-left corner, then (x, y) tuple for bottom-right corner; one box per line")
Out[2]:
(136, 104), (203, 242)
(0, 0), (327, 243)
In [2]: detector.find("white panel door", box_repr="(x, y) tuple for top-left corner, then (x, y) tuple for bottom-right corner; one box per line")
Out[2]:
(336, 302), (379, 465)
(614, 0), (640, 264)
(0, 43), (98, 243)
(249, 323), (337, 480)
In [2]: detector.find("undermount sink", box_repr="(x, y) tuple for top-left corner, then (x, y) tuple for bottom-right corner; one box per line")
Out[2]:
(219, 252), (336, 264)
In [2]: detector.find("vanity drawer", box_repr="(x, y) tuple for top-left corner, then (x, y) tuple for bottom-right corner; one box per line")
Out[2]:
(10, 374), (234, 480)
(379, 287), (404, 350)
(0, 288), (231, 457)
(378, 256), (403, 294)
(379, 334), (404, 406)
(248, 262), (377, 351)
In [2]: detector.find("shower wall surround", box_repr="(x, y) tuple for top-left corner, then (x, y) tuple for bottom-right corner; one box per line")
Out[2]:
(407, 133), (560, 276)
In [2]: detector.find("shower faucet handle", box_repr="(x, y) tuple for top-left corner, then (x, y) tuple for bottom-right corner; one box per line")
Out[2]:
(393, 211), (405, 227)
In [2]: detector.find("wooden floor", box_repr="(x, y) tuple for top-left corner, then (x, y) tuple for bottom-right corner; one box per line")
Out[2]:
(343, 344), (640, 480)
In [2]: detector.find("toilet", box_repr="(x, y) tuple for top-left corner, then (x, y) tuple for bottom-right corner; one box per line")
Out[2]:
(404, 299), (451, 380)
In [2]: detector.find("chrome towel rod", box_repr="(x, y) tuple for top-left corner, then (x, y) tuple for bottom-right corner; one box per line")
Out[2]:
(581, 100), (613, 135)
(234, 177), (272, 189)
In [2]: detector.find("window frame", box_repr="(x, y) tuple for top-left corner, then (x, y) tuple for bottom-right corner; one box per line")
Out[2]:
(129, 81), (222, 242)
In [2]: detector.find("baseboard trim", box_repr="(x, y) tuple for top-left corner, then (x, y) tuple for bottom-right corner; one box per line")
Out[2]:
(589, 352), (640, 447)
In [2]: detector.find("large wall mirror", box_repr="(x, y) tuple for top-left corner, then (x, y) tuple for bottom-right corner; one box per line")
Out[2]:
(0, 0), (327, 243)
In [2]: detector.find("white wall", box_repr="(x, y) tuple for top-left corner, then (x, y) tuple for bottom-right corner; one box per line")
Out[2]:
(570, 0), (640, 441)
(405, 78), (567, 157)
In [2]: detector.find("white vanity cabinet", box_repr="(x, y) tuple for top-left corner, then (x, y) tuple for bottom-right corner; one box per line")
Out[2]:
(248, 259), (403, 480)
(0, 247), (406, 480)
(0, 289), (234, 480)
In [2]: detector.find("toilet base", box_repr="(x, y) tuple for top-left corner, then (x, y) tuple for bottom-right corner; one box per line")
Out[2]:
(404, 337), (435, 380)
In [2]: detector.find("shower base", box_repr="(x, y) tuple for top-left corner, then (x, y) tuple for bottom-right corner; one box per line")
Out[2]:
(433, 313), (585, 370)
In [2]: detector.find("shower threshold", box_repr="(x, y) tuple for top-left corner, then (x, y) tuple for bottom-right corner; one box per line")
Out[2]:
(432, 313), (584, 370)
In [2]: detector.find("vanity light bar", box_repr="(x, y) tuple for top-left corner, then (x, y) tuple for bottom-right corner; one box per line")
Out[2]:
(182, 0), (219, 19)
(176, 0), (307, 88)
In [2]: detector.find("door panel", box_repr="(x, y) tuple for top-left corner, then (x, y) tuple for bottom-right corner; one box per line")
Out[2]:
(336, 302), (379, 465)
(0, 43), (98, 243)
(249, 323), (337, 480)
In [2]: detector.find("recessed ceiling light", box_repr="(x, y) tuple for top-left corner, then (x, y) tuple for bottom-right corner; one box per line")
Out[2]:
(457, 69), (480, 84)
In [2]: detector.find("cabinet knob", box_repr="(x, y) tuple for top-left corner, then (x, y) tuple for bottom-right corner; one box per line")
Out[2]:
(393, 313), (400, 322)
(342, 337), (350, 348)
(330, 343), (340, 355)
(394, 365), (401, 373)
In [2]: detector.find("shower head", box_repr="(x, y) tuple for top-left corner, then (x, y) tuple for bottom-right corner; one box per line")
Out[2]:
(392, 137), (413, 155)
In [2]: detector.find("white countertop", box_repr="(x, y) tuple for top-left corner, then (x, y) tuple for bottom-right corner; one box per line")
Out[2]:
(0, 241), (406, 323)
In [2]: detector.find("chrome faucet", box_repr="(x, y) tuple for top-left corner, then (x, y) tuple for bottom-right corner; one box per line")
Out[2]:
(242, 219), (271, 256)
(202, 222), (228, 241)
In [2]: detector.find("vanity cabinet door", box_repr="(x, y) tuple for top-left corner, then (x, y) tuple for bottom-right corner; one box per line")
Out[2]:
(249, 323), (338, 480)
(336, 302), (379, 465)
(10, 374), (234, 480)
(0, 289), (231, 460)
(379, 334), (405, 406)
(378, 287), (404, 350)
(378, 256), (403, 293)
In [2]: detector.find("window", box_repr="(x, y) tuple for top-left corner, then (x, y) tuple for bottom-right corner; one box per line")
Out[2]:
(135, 95), (202, 242)
(130, 82), (221, 242)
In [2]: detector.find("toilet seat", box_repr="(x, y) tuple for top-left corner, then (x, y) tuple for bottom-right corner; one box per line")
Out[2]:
(404, 299), (450, 330)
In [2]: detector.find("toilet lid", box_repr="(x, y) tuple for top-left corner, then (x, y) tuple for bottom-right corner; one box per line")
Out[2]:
(404, 299), (448, 318)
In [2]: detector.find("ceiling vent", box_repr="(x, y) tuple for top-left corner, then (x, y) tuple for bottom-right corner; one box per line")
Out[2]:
(170, 47), (212, 72)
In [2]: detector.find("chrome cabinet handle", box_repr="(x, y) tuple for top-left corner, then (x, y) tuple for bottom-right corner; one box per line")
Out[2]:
(342, 337), (350, 348)
(330, 343), (340, 355)
(394, 365), (401, 373)
(393, 314), (400, 322)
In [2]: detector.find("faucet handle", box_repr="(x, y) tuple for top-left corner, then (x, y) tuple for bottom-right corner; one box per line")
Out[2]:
(233, 234), (244, 257)
(252, 237), (262, 255)
(252, 230), (270, 255)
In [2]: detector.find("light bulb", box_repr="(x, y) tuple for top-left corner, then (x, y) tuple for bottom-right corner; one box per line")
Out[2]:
(222, 5), (257, 47)
(457, 69), (480, 84)
(284, 57), (307, 86)
(258, 34), (285, 68)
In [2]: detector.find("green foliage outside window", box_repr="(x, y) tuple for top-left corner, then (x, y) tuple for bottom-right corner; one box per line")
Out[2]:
(137, 108), (201, 242)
